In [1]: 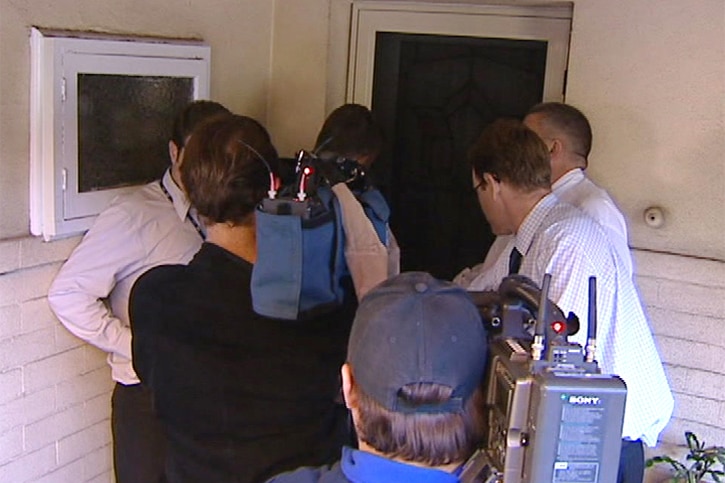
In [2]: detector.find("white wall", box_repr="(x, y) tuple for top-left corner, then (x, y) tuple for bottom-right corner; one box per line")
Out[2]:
(565, 0), (725, 262)
(0, 0), (723, 481)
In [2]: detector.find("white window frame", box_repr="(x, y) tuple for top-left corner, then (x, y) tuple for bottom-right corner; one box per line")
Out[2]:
(30, 28), (211, 241)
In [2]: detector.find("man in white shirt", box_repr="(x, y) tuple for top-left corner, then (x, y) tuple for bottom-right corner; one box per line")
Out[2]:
(48, 100), (230, 483)
(457, 102), (633, 283)
(459, 119), (673, 483)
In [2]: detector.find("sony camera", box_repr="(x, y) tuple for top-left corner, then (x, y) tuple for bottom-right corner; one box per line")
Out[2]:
(461, 275), (627, 483)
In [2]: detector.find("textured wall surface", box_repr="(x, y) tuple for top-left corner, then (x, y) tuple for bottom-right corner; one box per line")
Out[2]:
(564, 0), (725, 261)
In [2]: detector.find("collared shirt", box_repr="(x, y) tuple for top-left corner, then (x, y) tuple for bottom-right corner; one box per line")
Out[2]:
(554, 168), (632, 277)
(266, 447), (463, 483)
(460, 193), (673, 446)
(455, 168), (632, 285)
(48, 169), (203, 384)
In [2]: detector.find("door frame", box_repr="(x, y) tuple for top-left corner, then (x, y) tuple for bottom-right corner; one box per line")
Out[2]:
(329, 1), (572, 108)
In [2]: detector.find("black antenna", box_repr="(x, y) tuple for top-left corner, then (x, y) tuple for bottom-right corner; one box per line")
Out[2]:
(532, 273), (552, 360)
(586, 276), (597, 362)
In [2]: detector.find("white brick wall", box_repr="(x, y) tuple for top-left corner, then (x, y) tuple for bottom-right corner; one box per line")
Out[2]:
(635, 250), (725, 482)
(1, 237), (723, 482)
(0, 235), (114, 482)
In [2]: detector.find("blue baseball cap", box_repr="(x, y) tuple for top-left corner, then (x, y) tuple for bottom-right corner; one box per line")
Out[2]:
(348, 272), (488, 414)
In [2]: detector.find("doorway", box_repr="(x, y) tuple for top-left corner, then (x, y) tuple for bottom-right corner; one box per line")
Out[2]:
(372, 33), (548, 279)
(347, 2), (572, 279)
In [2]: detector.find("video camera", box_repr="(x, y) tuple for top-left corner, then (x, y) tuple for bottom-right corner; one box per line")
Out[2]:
(462, 275), (627, 483)
(275, 150), (367, 197)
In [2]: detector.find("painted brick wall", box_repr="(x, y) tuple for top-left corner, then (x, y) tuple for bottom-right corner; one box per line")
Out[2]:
(1, 237), (723, 482)
(635, 250), (725, 482)
(0, 235), (114, 483)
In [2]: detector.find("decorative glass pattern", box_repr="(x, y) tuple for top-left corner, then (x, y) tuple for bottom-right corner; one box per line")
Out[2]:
(78, 74), (194, 192)
(372, 33), (547, 279)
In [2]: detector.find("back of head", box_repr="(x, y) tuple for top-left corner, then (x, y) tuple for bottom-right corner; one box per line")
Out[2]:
(526, 102), (592, 162)
(181, 114), (278, 225)
(314, 104), (384, 163)
(348, 272), (487, 466)
(170, 100), (231, 150)
(468, 118), (551, 192)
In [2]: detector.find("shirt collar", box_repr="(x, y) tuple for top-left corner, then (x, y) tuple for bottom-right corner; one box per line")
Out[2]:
(552, 168), (584, 192)
(514, 192), (559, 257)
(340, 447), (462, 483)
(161, 169), (192, 221)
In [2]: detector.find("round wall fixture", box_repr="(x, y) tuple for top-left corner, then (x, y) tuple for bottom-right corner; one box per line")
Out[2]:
(644, 207), (665, 228)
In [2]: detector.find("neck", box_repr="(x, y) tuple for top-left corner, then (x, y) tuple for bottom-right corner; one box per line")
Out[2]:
(552, 157), (585, 182)
(503, 186), (550, 234)
(205, 222), (257, 263)
(357, 441), (463, 473)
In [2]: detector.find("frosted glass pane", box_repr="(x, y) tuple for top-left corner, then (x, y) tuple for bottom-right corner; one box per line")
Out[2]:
(78, 74), (194, 192)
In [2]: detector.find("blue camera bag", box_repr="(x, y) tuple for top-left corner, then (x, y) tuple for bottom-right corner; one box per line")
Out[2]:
(251, 186), (389, 320)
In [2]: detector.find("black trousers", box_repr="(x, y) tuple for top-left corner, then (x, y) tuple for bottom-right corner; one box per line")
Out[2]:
(111, 383), (167, 483)
(618, 439), (644, 483)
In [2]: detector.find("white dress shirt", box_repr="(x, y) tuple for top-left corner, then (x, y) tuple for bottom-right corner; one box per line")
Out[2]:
(48, 170), (203, 385)
(554, 168), (631, 276)
(457, 168), (633, 284)
(460, 193), (673, 446)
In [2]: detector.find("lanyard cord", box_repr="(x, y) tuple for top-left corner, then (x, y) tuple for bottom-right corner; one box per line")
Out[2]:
(159, 179), (206, 241)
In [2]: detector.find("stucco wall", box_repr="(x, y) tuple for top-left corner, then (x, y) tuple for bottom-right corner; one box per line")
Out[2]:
(564, 0), (725, 262)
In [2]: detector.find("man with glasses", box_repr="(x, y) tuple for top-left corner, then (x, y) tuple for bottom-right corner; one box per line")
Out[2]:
(457, 102), (633, 283)
(458, 118), (672, 483)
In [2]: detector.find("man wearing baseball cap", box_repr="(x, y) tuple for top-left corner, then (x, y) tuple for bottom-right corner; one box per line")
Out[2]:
(267, 271), (488, 483)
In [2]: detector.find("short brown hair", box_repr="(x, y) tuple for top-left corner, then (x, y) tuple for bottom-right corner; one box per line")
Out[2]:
(314, 104), (384, 160)
(181, 114), (278, 225)
(468, 118), (550, 192)
(170, 100), (230, 149)
(353, 382), (485, 466)
(526, 102), (592, 161)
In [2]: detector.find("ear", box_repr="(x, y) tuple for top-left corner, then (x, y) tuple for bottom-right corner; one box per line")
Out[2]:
(483, 172), (502, 199)
(549, 138), (563, 157)
(341, 363), (357, 410)
(169, 141), (180, 165)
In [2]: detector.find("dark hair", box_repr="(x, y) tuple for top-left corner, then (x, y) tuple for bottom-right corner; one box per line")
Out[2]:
(314, 104), (384, 161)
(353, 382), (485, 466)
(170, 100), (231, 149)
(181, 115), (278, 225)
(526, 102), (592, 161)
(468, 118), (550, 192)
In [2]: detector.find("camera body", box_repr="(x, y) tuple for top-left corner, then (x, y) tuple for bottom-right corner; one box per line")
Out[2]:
(463, 275), (627, 483)
(262, 150), (368, 219)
